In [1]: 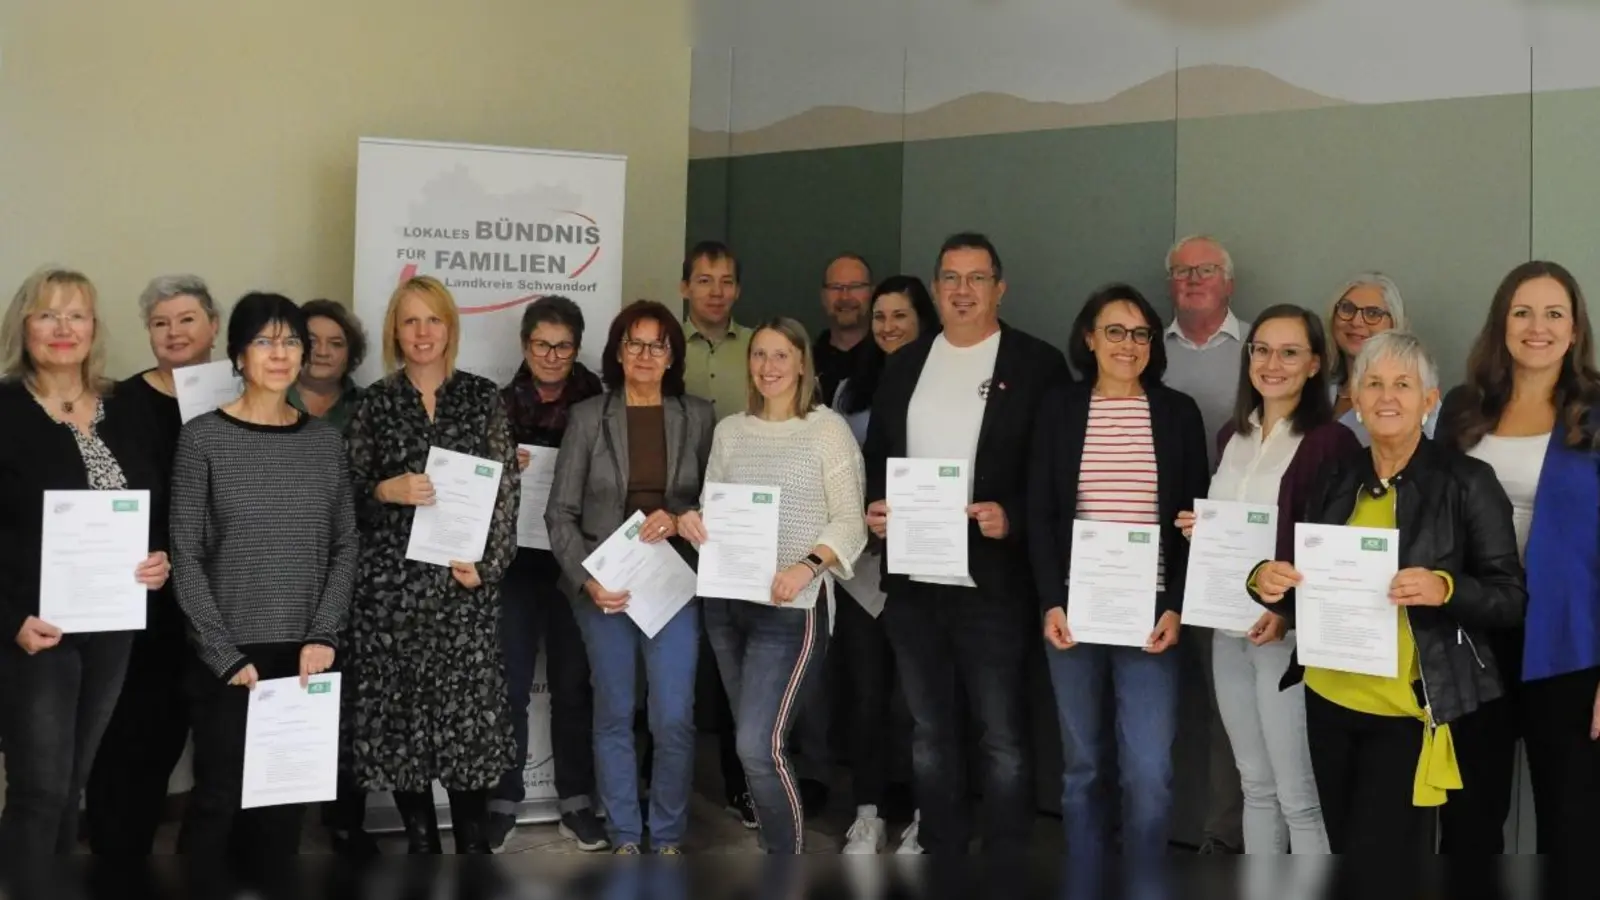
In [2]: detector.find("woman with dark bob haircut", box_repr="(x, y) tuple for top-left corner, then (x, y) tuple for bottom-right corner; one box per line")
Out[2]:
(1029, 282), (1209, 860)
(545, 299), (716, 853)
(169, 292), (358, 863)
(290, 299), (368, 435)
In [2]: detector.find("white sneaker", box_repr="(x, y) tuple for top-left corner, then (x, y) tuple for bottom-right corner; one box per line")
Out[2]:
(895, 811), (924, 854)
(842, 814), (887, 854)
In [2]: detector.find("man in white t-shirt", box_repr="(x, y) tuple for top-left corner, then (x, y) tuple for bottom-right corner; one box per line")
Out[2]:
(863, 232), (1070, 854)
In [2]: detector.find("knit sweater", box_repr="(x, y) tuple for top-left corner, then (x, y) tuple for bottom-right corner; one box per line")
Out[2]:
(702, 407), (868, 608)
(170, 409), (359, 678)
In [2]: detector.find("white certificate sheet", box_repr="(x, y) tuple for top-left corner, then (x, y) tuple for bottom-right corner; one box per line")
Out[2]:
(582, 511), (699, 638)
(884, 458), (969, 579)
(405, 447), (504, 567)
(241, 674), (342, 809)
(1066, 519), (1160, 648)
(1294, 523), (1401, 678)
(39, 490), (151, 633)
(1182, 500), (1279, 633)
(696, 483), (785, 606)
(174, 360), (243, 423)
(515, 445), (559, 551)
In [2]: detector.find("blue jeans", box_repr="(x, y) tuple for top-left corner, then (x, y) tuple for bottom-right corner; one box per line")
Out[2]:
(1047, 639), (1179, 857)
(573, 595), (700, 848)
(704, 596), (828, 854)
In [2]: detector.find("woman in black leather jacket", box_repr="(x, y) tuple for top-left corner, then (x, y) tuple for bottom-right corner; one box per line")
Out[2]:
(1248, 331), (1525, 855)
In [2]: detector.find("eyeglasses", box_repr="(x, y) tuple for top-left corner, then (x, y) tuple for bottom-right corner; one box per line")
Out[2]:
(936, 272), (997, 291)
(1247, 342), (1310, 364)
(623, 339), (669, 358)
(751, 348), (793, 365)
(32, 311), (93, 328)
(1169, 264), (1225, 281)
(1097, 324), (1155, 345)
(250, 337), (304, 352)
(1334, 300), (1392, 325)
(824, 281), (871, 294)
(529, 339), (576, 360)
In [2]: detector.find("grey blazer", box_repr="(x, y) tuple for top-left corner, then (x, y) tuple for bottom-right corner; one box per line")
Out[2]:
(545, 390), (717, 597)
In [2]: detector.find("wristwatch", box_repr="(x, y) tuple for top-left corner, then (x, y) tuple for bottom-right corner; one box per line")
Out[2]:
(801, 553), (825, 578)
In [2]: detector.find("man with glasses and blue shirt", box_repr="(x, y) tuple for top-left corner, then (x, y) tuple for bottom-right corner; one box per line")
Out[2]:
(1161, 234), (1247, 855)
(864, 232), (1069, 854)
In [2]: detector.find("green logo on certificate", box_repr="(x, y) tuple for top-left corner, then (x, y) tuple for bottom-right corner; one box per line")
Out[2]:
(1247, 511), (1270, 525)
(938, 466), (960, 477)
(753, 492), (773, 504)
(1128, 531), (1151, 544)
(112, 500), (139, 512)
(307, 681), (331, 695)
(626, 522), (642, 540)
(1361, 537), (1387, 551)
(474, 465), (494, 477)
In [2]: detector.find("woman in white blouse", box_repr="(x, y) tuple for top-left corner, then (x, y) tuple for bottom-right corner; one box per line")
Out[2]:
(1177, 304), (1359, 854)
(679, 317), (867, 854)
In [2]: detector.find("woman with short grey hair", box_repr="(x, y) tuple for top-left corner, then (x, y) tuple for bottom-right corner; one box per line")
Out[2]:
(83, 273), (222, 855)
(1248, 331), (1525, 854)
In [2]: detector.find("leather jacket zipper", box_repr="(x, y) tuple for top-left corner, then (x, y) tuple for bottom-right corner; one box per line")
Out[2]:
(1457, 626), (1486, 669)
(1407, 610), (1437, 730)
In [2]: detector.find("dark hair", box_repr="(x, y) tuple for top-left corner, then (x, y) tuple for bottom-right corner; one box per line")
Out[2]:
(520, 295), (586, 348)
(300, 299), (368, 375)
(227, 292), (310, 378)
(934, 232), (1004, 281)
(601, 300), (687, 396)
(824, 252), (873, 282)
(1448, 261), (1600, 451)
(1067, 282), (1167, 385)
(841, 276), (939, 415)
(1227, 304), (1335, 438)
(681, 240), (741, 284)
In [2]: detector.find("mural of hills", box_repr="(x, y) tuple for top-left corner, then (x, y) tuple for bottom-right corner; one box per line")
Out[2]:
(690, 64), (1348, 158)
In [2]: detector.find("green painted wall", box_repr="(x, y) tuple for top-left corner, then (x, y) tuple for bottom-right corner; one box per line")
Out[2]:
(1533, 87), (1600, 300)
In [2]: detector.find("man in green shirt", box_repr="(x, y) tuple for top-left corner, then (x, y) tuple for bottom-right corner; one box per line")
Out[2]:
(680, 241), (752, 421)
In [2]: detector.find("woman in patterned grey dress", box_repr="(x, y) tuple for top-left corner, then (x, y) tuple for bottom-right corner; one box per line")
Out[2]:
(343, 276), (519, 854)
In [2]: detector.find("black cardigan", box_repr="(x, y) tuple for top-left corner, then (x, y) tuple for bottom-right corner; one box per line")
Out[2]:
(1028, 381), (1211, 619)
(0, 379), (169, 642)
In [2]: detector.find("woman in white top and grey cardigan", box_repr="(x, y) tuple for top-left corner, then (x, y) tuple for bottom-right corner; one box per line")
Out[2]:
(679, 317), (868, 854)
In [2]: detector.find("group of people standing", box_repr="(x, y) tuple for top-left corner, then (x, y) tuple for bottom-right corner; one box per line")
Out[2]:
(0, 228), (1596, 873)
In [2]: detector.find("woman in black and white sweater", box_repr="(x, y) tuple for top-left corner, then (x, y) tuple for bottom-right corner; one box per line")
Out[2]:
(169, 292), (358, 863)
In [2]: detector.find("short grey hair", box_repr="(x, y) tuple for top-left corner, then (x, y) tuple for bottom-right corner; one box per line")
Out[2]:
(1165, 234), (1234, 279)
(1328, 272), (1409, 384)
(1350, 330), (1438, 395)
(138, 274), (217, 324)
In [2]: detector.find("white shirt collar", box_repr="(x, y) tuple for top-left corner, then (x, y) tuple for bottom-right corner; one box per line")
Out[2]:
(1166, 309), (1242, 351)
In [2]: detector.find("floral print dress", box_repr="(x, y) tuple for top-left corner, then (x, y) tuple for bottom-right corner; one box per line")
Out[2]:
(343, 370), (520, 792)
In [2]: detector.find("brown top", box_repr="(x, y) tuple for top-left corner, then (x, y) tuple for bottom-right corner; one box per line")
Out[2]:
(625, 404), (668, 515)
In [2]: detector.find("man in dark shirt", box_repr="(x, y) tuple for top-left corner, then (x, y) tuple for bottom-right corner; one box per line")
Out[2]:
(813, 253), (874, 407)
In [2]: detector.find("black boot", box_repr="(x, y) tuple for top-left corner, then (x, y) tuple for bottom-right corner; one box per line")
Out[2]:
(393, 789), (442, 854)
(447, 788), (492, 854)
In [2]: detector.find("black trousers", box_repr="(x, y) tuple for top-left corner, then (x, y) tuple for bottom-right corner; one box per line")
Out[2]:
(1522, 665), (1600, 855)
(835, 585), (897, 807)
(882, 582), (1034, 854)
(1305, 689), (1430, 855)
(177, 643), (307, 859)
(84, 623), (191, 855)
(1437, 627), (1522, 854)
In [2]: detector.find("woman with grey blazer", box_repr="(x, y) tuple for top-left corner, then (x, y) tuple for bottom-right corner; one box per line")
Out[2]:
(545, 300), (715, 855)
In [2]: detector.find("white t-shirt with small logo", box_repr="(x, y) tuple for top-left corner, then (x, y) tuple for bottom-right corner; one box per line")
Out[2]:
(905, 331), (1001, 588)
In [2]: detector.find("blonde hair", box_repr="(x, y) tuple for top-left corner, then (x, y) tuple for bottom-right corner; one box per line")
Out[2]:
(745, 317), (819, 418)
(381, 275), (460, 373)
(1, 267), (110, 391)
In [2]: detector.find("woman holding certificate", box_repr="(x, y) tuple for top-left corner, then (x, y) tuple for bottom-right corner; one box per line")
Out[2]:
(679, 317), (867, 854)
(1028, 283), (1209, 859)
(547, 300), (716, 854)
(1436, 261), (1600, 856)
(169, 292), (358, 863)
(0, 267), (171, 874)
(1175, 304), (1359, 855)
(343, 276), (520, 854)
(1248, 331), (1525, 855)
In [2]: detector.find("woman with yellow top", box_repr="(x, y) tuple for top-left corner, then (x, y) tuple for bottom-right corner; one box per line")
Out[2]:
(1248, 331), (1525, 854)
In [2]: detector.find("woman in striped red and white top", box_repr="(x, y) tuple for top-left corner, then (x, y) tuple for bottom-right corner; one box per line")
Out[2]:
(1028, 283), (1209, 861)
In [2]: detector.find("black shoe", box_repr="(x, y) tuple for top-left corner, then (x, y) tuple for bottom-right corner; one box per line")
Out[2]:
(393, 791), (442, 854)
(724, 792), (758, 829)
(1197, 837), (1242, 855)
(798, 779), (830, 818)
(486, 813), (516, 853)
(447, 789), (493, 854)
(329, 826), (382, 858)
(559, 809), (610, 851)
